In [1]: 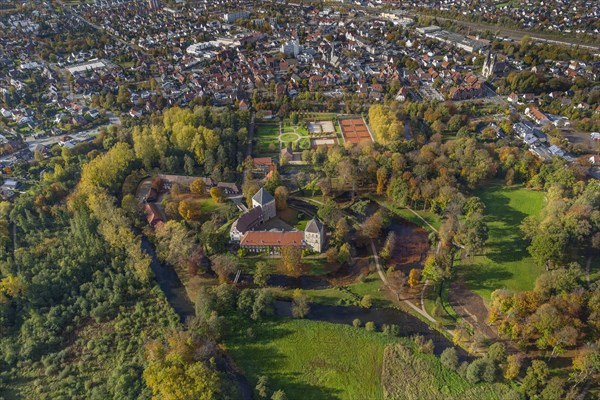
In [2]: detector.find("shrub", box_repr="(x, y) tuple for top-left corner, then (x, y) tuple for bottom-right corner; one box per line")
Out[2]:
(382, 324), (400, 336)
(440, 347), (459, 371)
(352, 318), (361, 328)
(360, 295), (373, 308)
(365, 321), (376, 331)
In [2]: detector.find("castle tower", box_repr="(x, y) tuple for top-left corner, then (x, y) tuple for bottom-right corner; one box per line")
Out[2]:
(252, 188), (276, 222)
(304, 218), (325, 253)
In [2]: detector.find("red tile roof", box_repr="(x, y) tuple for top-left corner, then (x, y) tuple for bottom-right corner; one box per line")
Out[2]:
(240, 231), (304, 247)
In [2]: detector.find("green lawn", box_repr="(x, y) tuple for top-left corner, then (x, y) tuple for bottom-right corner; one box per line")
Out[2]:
(459, 185), (546, 299)
(299, 137), (311, 150)
(374, 198), (442, 232)
(280, 133), (298, 142)
(255, 124), (280, 155)
(198, 197), (219, 214)
(224, 318), (399, 400)
(277, 273), (391, 308)
(256, 124), (279, 137)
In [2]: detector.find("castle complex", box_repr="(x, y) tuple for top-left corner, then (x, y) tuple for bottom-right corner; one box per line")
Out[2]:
(230, 188), (325, 253)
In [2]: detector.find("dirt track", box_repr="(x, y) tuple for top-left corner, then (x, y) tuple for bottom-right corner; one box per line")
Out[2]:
(448, 280), (498, 340)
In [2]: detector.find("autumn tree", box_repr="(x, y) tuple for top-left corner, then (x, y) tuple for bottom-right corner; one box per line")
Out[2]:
(274, 186), (289, 211)
(80, 142), (135, 193)
(333, 218), (350, 245)
(292, 289), (310, 318)
(243, 179), (260, 207)
(337, 243), (351, 265)
(143, 331), (220, 400)
(504, 354), (523, 381)
(178, 199), (201, 221)
(326, 247), (338, 264)
(210, 187), (224, 203)
(0, 275), (27, 303)
(376, 167), (387, 195)
(190, 178), (206, 195)
(360, 294), (373, 308)
(408, 268), (422, 288)
(359, 211), (383, 241)
(255, 376), (270, 399)
(380, 231), (397, 262)
(155, 221), (197, 278)
(211, 254), (239, 283)
(281, 245), (302, 274)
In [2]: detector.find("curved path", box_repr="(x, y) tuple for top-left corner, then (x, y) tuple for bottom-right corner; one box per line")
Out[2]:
(299, 197), (440, 325)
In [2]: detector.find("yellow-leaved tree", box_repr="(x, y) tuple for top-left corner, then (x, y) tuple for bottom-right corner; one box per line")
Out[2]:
(143, 330), (220, 400)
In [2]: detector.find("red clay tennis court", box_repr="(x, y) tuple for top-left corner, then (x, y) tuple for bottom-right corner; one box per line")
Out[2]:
(339, 118), (373, 144)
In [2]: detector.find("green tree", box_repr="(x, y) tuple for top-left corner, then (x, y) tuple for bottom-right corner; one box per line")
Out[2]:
(440, 347), (459, 371)
(254, 261), (271, 287)
(251, 289), (274, 320)
(521, 360), (549, 398)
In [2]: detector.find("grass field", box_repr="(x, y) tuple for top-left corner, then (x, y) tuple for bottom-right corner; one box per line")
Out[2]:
(382, 344), (516, 400)
(277, 272), (392, 308)
(374, 198), (442, 232)
(459, 185), (546, 299)
(225, 318), (399, 400)
(255, 124), (280, 155)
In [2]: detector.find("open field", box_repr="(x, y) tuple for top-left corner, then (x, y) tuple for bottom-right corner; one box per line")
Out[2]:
(459, 185), (546, 299)
(382, 344), (516, 400)
(224, 318), (399, 400)
(226, 318), (515, 400)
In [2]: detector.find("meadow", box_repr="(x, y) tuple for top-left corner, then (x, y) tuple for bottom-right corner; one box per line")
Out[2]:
(254, 124), (280, 156)
(382, 344), (516, 400)
(225, 318), (516, 400)
(224, 318), (399, 400)
(459, 185), (546, 299)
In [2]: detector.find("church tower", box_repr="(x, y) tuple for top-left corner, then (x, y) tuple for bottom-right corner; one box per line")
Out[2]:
(482, 52), (496, 79)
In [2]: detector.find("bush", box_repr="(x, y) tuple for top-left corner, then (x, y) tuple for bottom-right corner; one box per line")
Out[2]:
(360, 295), (373, 308)
(365, 321), (376, 331)
(413, 335), (434, 354)
(352, 318), (361, 328)
(457, 361), (469, 377)
(382, 324), (400, 336)
(440, 347), (459, 371)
